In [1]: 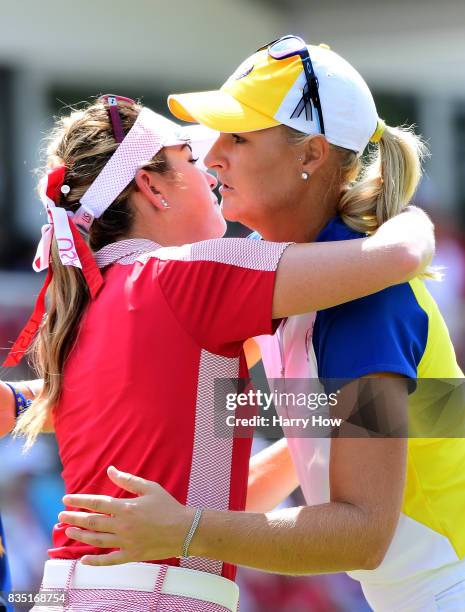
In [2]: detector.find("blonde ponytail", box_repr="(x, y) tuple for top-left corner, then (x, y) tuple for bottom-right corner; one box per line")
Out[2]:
(337, 125), (427, 234)
(14, 243), (90, 448)
(337, 125), (438, 280)
(284, 123), (436, 279)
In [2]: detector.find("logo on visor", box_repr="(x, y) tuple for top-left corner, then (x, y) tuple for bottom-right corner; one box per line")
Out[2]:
(234, 63), (254, 80)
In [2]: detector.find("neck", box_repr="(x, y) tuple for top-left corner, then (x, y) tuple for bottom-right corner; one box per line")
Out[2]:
(126, 212), (172, 246)
(257, 190), (340, 243)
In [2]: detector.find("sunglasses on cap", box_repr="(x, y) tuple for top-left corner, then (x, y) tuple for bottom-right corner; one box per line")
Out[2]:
(100, 94), (136, 144)
(257, 35), (325, 135)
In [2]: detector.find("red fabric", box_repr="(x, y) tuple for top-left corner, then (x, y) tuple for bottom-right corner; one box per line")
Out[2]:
(2, 268), (52, 367)
(50, 253), (278, 581)
(3, 227), (103, 367)
(157, 258), (277, 356)
(70, 224), (103, 299)
(46, 165), (66, 204)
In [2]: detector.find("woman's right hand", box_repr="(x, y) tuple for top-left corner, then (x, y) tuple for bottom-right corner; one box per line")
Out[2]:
(0, 382), (16, 437)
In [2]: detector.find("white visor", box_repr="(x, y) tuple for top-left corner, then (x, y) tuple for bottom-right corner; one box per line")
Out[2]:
(74, 109), (218, 231)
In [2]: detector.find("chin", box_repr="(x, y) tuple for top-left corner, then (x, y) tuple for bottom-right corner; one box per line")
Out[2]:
(220, 217), (228, 235)
(214, 218), (228, 238)
(220, 197), (257, 228)
(220, 200), (242, 223)
(198, 218), (227, 241)
(213, 211), (228, 236)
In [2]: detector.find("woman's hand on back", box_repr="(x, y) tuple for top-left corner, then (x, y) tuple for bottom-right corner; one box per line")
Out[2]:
(59, 466), (194, 566)
(368, 206), (435, 277)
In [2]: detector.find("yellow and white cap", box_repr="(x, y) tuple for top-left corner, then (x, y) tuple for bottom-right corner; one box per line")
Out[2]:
(169, 40), (382, 154)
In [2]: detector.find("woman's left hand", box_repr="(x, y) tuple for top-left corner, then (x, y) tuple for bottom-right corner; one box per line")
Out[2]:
(59, 466), (195, 566)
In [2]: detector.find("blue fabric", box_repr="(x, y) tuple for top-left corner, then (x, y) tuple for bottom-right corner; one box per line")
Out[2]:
(0, 516), (12, 611)
(312, 217), (428, 389)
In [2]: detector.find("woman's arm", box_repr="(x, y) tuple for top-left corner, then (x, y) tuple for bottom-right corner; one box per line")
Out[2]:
(2, 208), (431, 439)
(273, 206), (434, 318)
(0, 379), (51, 437)
(246, 438), (299, 512)
(0, 383), (16, 436)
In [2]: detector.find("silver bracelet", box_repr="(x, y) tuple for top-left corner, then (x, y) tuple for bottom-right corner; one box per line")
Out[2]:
(181, 508), (203, 558)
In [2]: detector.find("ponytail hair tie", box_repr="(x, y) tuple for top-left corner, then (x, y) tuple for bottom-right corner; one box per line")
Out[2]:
(370, 118), (386, 143)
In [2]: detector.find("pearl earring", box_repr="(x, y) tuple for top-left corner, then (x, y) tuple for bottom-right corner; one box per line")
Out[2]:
(301, 171), (310, 181)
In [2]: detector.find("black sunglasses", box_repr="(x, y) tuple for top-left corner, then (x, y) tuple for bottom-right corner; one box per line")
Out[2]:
(257, 35), (325, 134)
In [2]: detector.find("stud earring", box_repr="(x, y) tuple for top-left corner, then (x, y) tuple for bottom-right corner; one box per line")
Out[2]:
(161, 198), (169, 208)
(301, 171), (310, 181)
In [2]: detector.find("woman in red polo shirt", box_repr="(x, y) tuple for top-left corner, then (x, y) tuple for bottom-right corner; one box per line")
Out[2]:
(0, 95), (433, 611)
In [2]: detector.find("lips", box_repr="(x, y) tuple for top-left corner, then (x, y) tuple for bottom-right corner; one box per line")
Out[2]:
(218, 176), (233, 192)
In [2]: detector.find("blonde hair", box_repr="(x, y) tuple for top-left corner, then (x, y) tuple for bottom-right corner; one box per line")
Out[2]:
(285, 124), (437, 279)
(15, 99), (170, 448)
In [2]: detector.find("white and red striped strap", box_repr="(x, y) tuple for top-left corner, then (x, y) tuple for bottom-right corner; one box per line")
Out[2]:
(33, 173), (84, 272)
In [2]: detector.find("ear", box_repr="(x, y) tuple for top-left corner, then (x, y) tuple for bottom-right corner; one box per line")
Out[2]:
(300, 135), (330, 174)
(134, 169), (167, 211)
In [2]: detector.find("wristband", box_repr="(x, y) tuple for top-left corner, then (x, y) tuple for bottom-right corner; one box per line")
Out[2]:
(181, 508), (203, 558)
(5, 383), (32, 419)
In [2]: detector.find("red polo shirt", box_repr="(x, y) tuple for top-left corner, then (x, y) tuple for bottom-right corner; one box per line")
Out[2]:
(50, 237), (290, 580)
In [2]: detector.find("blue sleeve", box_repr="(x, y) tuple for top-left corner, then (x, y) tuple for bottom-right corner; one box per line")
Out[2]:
(313, 283), (428, 387)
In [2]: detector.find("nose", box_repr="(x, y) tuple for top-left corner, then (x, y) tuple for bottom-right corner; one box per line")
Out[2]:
(204, 136), (225, 171)
(203, 169), (218, 190)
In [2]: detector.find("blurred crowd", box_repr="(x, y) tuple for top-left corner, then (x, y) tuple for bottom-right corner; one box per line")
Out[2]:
(424, 217), (465, 369)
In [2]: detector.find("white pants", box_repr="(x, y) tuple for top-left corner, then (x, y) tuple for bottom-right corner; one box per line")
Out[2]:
(360, 560), (465, 611)
(31, 559), (239, 612)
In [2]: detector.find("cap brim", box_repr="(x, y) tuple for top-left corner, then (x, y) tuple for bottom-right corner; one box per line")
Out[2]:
(168, 89), (279, 133)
